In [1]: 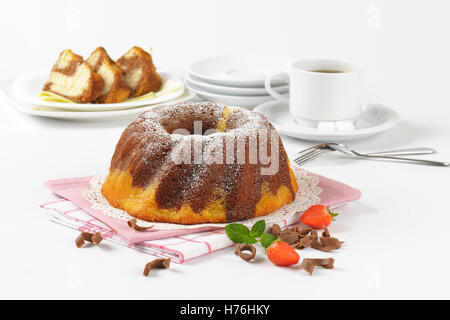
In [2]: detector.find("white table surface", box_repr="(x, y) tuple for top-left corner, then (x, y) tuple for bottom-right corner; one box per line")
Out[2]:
(1, 0), (450, 300)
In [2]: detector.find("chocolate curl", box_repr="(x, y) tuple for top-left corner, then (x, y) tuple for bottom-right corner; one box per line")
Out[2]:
(320, 236), (343, 249)
(294, 227), (318, 241)
(294, 227), (312, 236)
(294, 235), (314, 250)
(91, 232), (103, 245)
(279, 230), (299, 245)
(269, 224), (281, 238)
(143, 258), (171, 276)
(308, 258), (335, 269)
(234, 244), (257, 262)
(300, 259), (315, 276)
(75, 234), (85, 248)
(310, 229), (318, 241)
(311, 240), (336, 252)
(309, 228), (343, 252)
(127, 218), (154, 231)
(300, 258), (335, 276)
(75, 232), (103, 248)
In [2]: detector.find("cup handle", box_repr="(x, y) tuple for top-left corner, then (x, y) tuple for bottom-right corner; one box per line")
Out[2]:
(265, 71), (289, 104)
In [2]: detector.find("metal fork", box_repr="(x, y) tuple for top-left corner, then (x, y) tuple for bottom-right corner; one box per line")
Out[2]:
(294, 143), (449, 167)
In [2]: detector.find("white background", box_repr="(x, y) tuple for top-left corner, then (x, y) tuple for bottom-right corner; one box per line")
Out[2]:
(1, 0), (450, 299)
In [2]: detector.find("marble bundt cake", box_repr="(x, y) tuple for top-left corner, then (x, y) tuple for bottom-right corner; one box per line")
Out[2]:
(42, 49), (104, 103)
(101, 102), (298, 224)
(86, 47), (130, 103)
(117, 46), (162, 98)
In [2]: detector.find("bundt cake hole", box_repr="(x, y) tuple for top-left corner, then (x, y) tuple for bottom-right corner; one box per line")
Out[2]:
(165, 124), (219, 136)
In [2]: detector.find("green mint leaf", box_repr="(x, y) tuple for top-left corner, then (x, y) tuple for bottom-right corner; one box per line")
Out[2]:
(260, 232), (278, 249)
(225, 223), (251, 244)
(250, 220), (266, 238)
(244, 236), (257, 244)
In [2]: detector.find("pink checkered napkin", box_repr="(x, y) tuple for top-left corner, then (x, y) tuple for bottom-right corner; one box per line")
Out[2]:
(42, 199), (228, 263)
(41, 168), (361, 263)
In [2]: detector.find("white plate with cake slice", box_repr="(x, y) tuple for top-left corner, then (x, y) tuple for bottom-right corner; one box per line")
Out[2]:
(0, 79), (196, 120)
(12, 70), (185, 111)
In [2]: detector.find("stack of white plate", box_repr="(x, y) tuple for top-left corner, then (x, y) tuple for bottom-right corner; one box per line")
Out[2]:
(185, 55), (292, 109)
(5, 70), (195, 120)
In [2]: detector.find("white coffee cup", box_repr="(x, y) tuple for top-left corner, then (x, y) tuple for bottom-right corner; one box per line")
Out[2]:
(265, 59), (364, 123)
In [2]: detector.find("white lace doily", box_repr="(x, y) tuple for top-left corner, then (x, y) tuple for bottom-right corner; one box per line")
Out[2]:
(83, 168), (322, 230)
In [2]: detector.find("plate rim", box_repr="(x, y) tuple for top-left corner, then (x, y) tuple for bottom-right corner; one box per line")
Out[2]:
(1, 84), (196, 120)
(253, 100), (400, 139)
(187, 55), (293, 88)
(185, 73), (289, 96)
(184, 83), (285, 108)
(184, 82), (277, 101)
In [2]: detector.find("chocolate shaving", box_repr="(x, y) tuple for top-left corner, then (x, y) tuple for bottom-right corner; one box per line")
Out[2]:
(91, 232), (103, 245)
(310, 229), (318, 241)
(300, 258), (335, 275)
(294, 226), (308, 235)
(322, 227), (331, 238)
(294, 228), (344, 252)
(75, 234), (85, 248)
(320, 236), (343, 249)
(127, 218), (154, 231)
(294, 227), (310, 236)
(269, 224), (281, 238)
(279, 230), (299, 245)
(277, 226), (343, 252)
(308, 258), (335, 269)
(311, 240), (339, 252)
(294, 235), (314, 250)
(143, 258), (171, 276)
(294, 227), (318, 241)
(299, 259), (315, 276)
(234, 244), (256, 261)
(75, 232), (103, 248)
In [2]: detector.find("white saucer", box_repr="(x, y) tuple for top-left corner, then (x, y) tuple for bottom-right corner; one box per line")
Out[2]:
(185, 73), (289, 96)
(188, 55), (293, 88)
(253, 100), (400, 141)
(185, 83), (286, 109)
(12, 70), (184, 111)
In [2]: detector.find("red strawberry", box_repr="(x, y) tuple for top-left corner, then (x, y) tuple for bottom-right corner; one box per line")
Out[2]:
(300, 204), (338, 229)
(267, 241), (300, 266)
